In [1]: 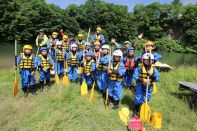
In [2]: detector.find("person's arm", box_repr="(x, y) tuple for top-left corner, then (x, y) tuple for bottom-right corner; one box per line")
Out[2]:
(91, 62), (96, 72)
(16, 56), (21, 67)
(151, 68), (160, 82)
(101, 35), (105, 44)
(117, 63), (126, 76)
(39, 35), (48, 47)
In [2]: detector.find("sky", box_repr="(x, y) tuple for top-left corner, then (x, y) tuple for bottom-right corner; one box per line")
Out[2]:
(46, 0), (197, 12)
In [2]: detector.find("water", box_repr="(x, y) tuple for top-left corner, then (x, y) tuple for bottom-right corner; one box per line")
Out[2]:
(0, 42), (197, 69)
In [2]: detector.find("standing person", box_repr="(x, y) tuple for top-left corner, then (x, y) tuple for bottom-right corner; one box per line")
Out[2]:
(123, 47), (136, 88)
(36, 29), (48, 48)
(132, 53), (160, 115)
(47, 32), (59, 60)
(37, 47), (53, 91)
(75, 33), (86, 55)
(93, 41), (101, 61)
(82, 51), (96, 90)
(123, 41), (130, 57)
(15, 45), (37, 97)
(68, 34), (75, 46)
(62, 35), (70, 53)
(67, 44), (81, 82)
(97, 44), (111, 97)
(91, 26), (105, 46)
(108, 50), (126, 109)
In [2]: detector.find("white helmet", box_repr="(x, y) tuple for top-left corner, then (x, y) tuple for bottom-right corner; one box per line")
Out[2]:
(124, 41), (130, 45)
(113, 50), (122, 57)
(85, 42), (90, 46)
(71, 44), (78, 48)
(142, 53), (154, 60)
(56, 41), (63, 46)
(102, 44), (109, 50)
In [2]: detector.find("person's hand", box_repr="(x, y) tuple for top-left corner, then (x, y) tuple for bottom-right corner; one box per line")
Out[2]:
(31, 71), (35, 76)
(13, 65), (17, 70)
(138, 33), (143, 39)
(108, 69), (112, 74)
(144, 79), (150, 84)
(111, 38), (116, 43)
(86, 72), (90, 76)
(60, 29), (63, 33)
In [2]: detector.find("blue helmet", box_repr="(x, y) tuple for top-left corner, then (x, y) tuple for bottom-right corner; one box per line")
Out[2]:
(40, 47), (48, 52)
(128, 47), (135, 52)
(85, 51), (94, 57)
(116, 45), (122, 49)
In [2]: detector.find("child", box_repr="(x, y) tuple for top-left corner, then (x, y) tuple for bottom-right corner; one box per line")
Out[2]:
(75, 33), (86, 55)
(108, 50), (126, 109)
(82, 51), (96, 90)
(37, 47), (53, 91)
(16, 45), (37, 97)
(47, 32), (59, 60)
(62, 35), (70, 53)
(133, 53), (160, 115)
(67, 44), (81, 82)
(97, 44), (111, 97)
(123, 41), (130, 57)
(123, 47), (136, 88)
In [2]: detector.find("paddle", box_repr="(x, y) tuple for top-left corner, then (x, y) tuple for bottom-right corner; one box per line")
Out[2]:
(140, 51), (152, 122)
(13, 39), (18, 97)
(62, 47), (69, 86)
(55, 49), (60, 87)
(81, 79), (88, 96)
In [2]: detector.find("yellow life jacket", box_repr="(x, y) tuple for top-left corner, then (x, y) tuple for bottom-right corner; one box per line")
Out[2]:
(63, 42), (69, 51)
(98, 55), (109, 71)
(109, 61), (123, 81)
(50, 39), (56, 48)
(38, 54), (50, 68)
(83, 59), (94, 73)
(78, 41), (83, 50)
(139, 65), (154, 85)
(56, 49), (64, 61)
(38, 35), (44, 45)
(19, 53), (34, 69)
(95, 34), (101, 41)
(67, 52), (78, 66)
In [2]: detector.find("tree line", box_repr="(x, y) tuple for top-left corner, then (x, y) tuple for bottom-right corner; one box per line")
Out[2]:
(0, 0), (196, 53)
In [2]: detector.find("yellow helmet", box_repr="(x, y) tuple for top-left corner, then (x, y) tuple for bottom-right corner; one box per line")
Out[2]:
(144, 40), (154, 47)
(63, 35), (68, 39)
(78, 33), (83, 38)
(23, 45), (33, 51)
(52, 32), (58, 35)
(96, 26), (102, 31)
(94, 40), (101, 46)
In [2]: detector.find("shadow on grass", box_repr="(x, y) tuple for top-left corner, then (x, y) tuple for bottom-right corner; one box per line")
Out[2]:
(121, 93), (135, 111)
(171, 91), (197, 112)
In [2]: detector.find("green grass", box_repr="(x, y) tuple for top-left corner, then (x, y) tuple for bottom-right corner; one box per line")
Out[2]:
(0, 66), (197, 131)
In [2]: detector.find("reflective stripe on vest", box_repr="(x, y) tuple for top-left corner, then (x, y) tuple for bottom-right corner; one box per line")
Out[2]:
(39, 54), (50, 68)
(63, 42), (69, 51)
(125, 58), (135, 70)
(139, 65), (154, 84)
(109, 62), (123, 81)
(98, 63), (107, 71)
(95, 35), (101, 41)
(68, 53), (78, 66)
(83, 60), (94, 73)
(78, 41), (83, 50)
(19, 53), (34, 69)
(56, 49), (64, 61)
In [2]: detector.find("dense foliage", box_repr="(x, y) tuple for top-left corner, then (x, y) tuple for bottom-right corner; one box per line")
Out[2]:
(0, 0), (196, 53)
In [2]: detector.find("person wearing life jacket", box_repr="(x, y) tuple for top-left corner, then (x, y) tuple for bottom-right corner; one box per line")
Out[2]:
(47, 32), (59, 60)
(123, 47), (136, 88)
(62, 35), (70, 52)
(75, 34), (86, 54)
(82, 51), (96, 90)
(37, 47), (53, 91)
(15, 45), (37, 97)
(108, 50), (126, 109)
(123, 41), (130, 57)
(91, 26), (105, 46)
(133, 53), (160, 115)
(36, 29), (48, 48)
(68, 33), (75, 45)
(54, 41), (68, 77)
(97, 44), (111, 97)
(67, 44), (82, 82)
(93, 40), (101, 61)
(135, 41), (162, 66)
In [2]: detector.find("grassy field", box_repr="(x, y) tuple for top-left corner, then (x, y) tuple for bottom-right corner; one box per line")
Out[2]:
(0, 66), (197, 131)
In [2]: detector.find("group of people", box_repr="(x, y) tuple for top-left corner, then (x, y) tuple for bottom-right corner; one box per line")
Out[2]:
(15, 26), (162, 115)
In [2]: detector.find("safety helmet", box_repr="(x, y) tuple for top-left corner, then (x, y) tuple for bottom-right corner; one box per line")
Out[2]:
(128, 47), (135, 52)
(116, 45), (122, 50)
(85, 42), (90, 46)
(85, 51), (94, 57)
(40, 47), (48, 52)
(52, 32), (58, 35)
(63, 35), (68, 39)
(94, 40), (101, 46)
(39, 29), (44, 32)
(78, 34), (83, 38)
(96, 26), (102, 31)
(102, 44), (109, 50)
(113, 50), (122, 57)
(142, 53), (154, 60)
(56, 41), (63, 46)
(124, 41), (130, 45)
(71, 44), (78, 49)
(144, 40), (154, 47)
(23, 45), (33, 51)
(69, 33), (74, 38)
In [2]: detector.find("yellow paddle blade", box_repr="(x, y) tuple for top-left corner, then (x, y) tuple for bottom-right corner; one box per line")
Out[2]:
(13, 79), (18, 97)
(153, 82), (158, 94)
(140, 101), (151, 122)
(63, 75), (69, 86)
(55, 74), (60, 87)
(105, 89), (109, 105)
(81, 80), (88, 96)
(89, 82), (95, 103)
(65, 62), (68, 70)
(119, 107), (130, 126)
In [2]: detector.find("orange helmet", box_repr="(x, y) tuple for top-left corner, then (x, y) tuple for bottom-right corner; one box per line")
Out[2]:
(94, 40), (101, 46)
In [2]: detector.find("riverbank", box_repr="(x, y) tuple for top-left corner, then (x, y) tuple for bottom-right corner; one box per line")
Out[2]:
(0, 66), (197, 130)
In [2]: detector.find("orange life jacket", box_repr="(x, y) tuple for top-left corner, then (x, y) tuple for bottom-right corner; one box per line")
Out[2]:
(125, 57), (135, 70)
